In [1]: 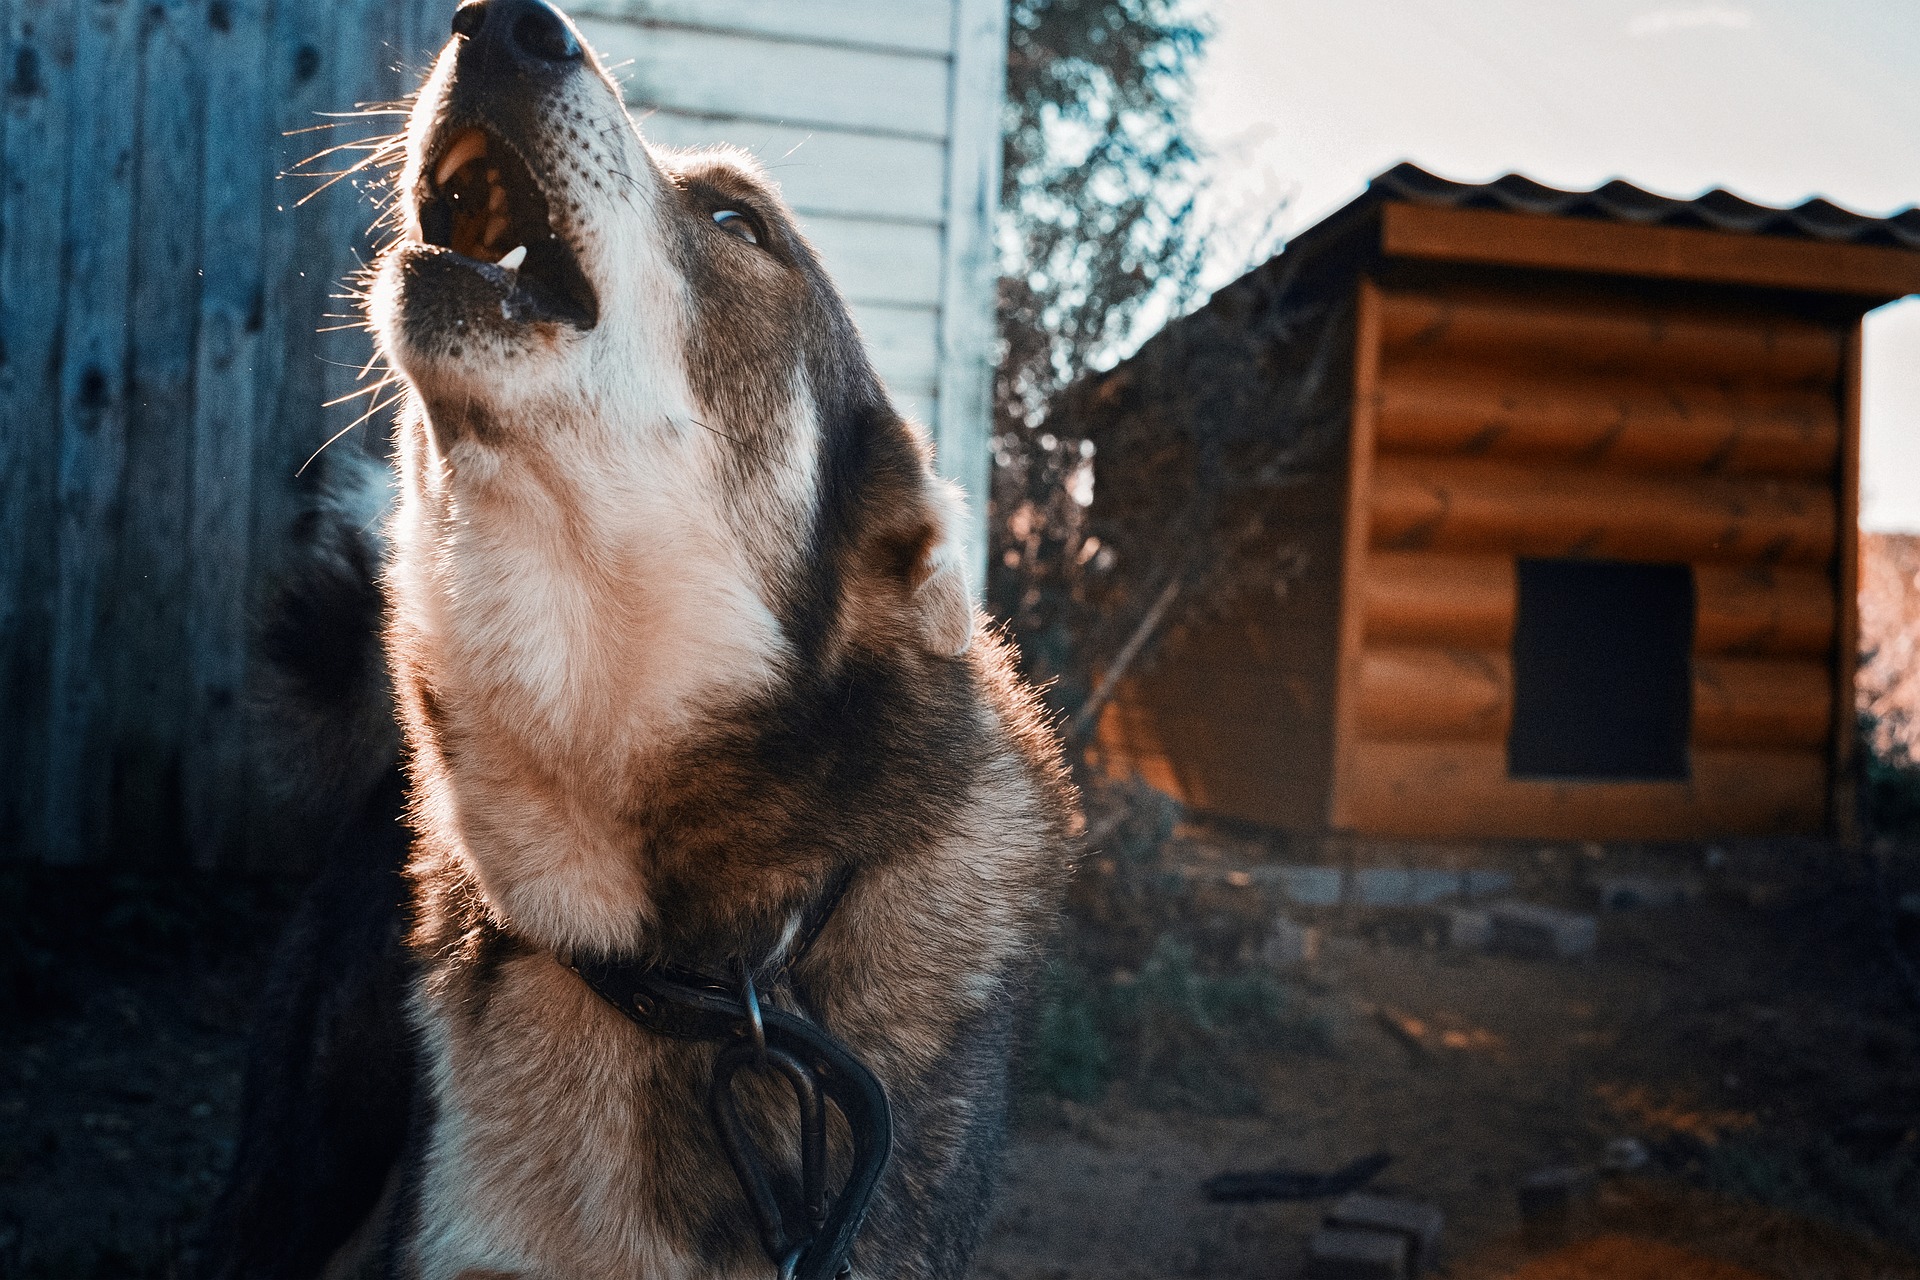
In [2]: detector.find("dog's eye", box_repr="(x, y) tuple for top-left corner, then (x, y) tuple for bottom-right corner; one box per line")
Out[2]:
(712, 209), (758, 245)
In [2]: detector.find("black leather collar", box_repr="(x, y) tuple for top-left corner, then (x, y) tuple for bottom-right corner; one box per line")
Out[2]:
(561, 864), (889, 1280)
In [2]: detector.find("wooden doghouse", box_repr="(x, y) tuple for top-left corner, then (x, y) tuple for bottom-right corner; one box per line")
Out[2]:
(1075, 165), (1920, 841)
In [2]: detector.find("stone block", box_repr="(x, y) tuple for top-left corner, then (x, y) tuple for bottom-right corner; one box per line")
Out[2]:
(1594, 874), (1701, 911)
(1442, 906), (1492, 951)
(1261, 915), (1322, 969)
(1325, 1193), (1444, 1274)
(1275, 865), (1345, 907)
(1489, 901), (1597, 959)
(1462, 868), (1515, 899)
(1516, 1166), (1590, 1243)
(1304, 1226), (1409, 1280)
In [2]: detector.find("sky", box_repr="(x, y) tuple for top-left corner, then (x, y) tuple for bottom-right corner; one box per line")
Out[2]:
(1184, 0), (1920, 529)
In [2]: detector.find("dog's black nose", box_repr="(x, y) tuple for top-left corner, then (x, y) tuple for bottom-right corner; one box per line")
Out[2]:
(450, 0), (582, 64)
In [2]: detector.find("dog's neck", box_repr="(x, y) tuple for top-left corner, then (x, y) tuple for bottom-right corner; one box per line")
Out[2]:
(384, 401), (797, 955)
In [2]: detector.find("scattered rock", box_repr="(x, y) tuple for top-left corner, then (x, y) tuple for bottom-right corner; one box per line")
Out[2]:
(1601, 1135), (1651, 1173)
(1442, 905), (1493, 951)
(1593, 874), (1701, 911)
(1305, 1225), (1410, 1280)
(1517, 1165), (1590, 1244)
(1325, 1192), (1444, 1274)
(1261, 915), (1321, 969)
(1488, 902), (1597, 960)
(1202, 1151), (1393, 1203)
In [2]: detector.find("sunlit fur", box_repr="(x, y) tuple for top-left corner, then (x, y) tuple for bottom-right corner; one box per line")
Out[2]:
(320, 6), (1079, 1279)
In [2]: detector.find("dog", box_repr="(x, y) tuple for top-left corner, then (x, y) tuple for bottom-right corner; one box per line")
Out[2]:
(203, 1), (1076, 1276)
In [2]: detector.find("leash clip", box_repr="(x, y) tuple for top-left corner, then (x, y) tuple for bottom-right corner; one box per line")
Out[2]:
(738, 959), (768, 1058)
(567, 954), (892, 1280)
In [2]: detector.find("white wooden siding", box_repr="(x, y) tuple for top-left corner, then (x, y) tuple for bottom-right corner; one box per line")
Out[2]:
(576, 21), (951, 138)
(566, 0), (1005, 578)
(635, 112), (948, 223)
(568, 0), (953, 55)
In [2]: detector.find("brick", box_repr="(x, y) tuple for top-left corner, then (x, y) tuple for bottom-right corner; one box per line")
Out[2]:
(1304, 1226), (1410, 1280)
(1488, 901), (1597, 959)
(1325, 1194), (1444, 1274)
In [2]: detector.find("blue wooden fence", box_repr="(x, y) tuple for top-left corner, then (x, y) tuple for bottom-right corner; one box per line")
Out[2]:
(1, 0), (444, 868)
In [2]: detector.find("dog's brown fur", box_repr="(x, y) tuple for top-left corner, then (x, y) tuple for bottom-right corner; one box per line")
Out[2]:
(207, 2), (1074, 1277)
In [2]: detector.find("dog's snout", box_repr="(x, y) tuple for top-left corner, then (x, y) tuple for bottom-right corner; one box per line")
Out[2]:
(450, 0), (582, 66)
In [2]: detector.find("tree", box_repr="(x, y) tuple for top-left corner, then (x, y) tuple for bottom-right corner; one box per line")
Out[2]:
(990, 0), (1214, 716)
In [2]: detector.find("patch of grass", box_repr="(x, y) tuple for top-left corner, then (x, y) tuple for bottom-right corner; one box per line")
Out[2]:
(1025, 936), (1330, 1112)
(1860, 711), (1920, 839)
(1701, 1132), (1920, 1255)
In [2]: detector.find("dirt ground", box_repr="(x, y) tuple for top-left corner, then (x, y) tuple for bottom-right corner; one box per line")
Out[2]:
(975, 835), (1920, 1280)
(4, 834), (1918, 1279)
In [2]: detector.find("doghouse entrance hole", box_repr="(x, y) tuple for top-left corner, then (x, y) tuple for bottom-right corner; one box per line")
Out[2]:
(1508, 558), (1694, 781)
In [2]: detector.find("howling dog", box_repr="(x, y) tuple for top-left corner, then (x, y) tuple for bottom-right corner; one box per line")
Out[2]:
(206, 1), (1075, 1276)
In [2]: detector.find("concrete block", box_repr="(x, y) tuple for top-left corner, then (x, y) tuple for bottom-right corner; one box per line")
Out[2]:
(1516, 1166), (1589, 1233)
(1442, 906), (1492, 951)
(1261, 915), (1322, 969)
(1462, 868), (1515, 899)
(1356, 867), (1414, 907)
(1325, 1193), (1443, 1274)
(1276, 865), (1345, 907)
(1489, 901), (1597, 959)
(1304, 1226), (1409, 1280)
(1355, 867), (1474, 907)
(1594, 874), (1700, 911)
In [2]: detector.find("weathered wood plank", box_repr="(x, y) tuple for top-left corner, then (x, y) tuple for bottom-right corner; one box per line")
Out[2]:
(257, 0), (347, 513)
(110, 0), (206, 863)
(1374, 366), (1839, 479)
(565, 0), (954, 56)
(1364, 551), (1514, 649)
(1366, 552), (1834, 659)
(1369, 455), (1835, 567)
(1357, 645), (1510, 742)
(933, 0), (1007, 582)
(1378, 289), (1844, 386)
(182, 0), (272, 868)
(581, 18), (951, 140)
(44, 0), (143, 864)
(1328, 282), (1385, 830)
(1834, 323), (1864, 841)
(1382, 202), (1920, 302)
(1346, 741), (1827, 839)
(892, 390), (936, 430)
(1694, 563), (1834, 658)
(849, 302), (940, 388)
(1692, 656), (1832, 750)
(0, 0), (74, 858)
(804, 215), (943, 308)
(636, 109), (946, 224)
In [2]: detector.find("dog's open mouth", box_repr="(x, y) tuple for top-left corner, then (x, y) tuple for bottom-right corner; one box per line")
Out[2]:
(417, 125), (598, 329)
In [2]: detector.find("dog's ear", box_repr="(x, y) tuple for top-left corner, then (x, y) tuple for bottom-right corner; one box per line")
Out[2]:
(907, 477), (974, 657)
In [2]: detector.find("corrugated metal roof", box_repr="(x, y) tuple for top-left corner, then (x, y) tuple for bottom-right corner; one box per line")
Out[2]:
(1367, 162), (1920, 251)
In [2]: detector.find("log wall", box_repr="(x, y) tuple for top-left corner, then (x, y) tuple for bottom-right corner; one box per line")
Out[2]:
(1331, 282), (1851, 839)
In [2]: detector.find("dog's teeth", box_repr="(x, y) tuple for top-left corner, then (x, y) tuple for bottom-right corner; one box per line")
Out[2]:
(498, 245), (527, 271)
(434, 130), (488, 188)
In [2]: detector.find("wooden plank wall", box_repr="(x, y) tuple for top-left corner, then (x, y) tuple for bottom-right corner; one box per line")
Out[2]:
(1330, 282), (1848, 839)
(568, 0), (1007, 575)
(1, 0), (443, 868)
